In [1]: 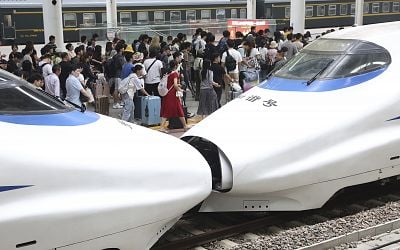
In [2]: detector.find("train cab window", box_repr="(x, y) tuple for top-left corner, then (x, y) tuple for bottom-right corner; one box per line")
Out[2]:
(216, 9), (226, 20)
(317, 5), (326, 16)
(285, 7), (290, 18)
(63, 13), (77, 27)
(186, 10), (196, 22)
(201, 10), (211, 21)
(83, 13), (96, 27)
(364, 3), (370, 13)
(372, 3), (380, 13)
(101, 13), (107, 25)
(394, 2), (400, 12)
(170, 11), (181, 23)
(382, 2), (390, 12)
(136, 12), (148, 24)
(274, 39), (391, 81)
(0, 84), (67, 114)
(351, 4), (356, 14)
(231, 9), (237, 18)
(240, 8), (246, 18)
(328, 5), (337, 16)
(340, 4), (348, 15)
(154, 11), (165, 24)
(305, 6), (313, 17)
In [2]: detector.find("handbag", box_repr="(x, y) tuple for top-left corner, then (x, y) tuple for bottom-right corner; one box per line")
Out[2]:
(176, 90), (183, 98)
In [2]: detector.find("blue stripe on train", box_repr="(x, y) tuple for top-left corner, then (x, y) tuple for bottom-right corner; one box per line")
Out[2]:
(258, 67), (386, 92)
(0, 185), (32, 193)
(0, 110), (99, 126)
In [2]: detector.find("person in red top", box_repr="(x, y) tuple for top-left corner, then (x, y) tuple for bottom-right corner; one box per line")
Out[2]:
(160, 60), (188, 132)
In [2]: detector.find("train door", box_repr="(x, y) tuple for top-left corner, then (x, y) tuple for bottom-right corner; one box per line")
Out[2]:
(1, 14), (16, 39)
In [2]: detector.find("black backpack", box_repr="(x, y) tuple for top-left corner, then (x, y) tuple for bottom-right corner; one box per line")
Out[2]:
(104, 57), (116, 78)
(225, 50), (237, 72)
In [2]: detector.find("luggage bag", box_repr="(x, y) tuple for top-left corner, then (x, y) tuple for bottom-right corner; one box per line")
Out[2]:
(140, 96), (161, 126)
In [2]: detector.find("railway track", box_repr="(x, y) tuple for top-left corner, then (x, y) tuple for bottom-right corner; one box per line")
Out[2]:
(152, 181), (400, 250)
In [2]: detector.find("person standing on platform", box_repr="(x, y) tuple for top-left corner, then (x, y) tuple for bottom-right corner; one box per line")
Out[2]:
(159, 61), (188, 133)
(120, 64), (149, 122)
(143, 48), (163, 96)
(211, 53), (231, 107)
(65, 65), (90, 107)
(46, 35), (57, 52)
(221, 39), (242, 100)
(109, 43), (125, 109)
(121, 46), (135, 80)
(281, 33), (298, 60)
(45, 64), (61, 97)
(197, 59), (219, 119)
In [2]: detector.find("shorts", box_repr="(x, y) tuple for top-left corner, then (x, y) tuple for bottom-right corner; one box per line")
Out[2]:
(109, 77), (121, 93)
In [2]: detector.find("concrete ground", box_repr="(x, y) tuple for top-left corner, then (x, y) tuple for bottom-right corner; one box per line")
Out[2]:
(88, 89), (204, 138)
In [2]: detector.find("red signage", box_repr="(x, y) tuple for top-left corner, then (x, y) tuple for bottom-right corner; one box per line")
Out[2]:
(227, 19), (270, 37)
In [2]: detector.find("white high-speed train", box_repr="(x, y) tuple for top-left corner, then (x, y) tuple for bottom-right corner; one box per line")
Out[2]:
(183, 21), (400, 212)
(0, 70), (211, 249)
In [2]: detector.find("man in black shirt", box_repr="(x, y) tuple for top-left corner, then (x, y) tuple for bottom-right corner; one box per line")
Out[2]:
(210, 53), (233, 107)
(58, 52), (73, 99)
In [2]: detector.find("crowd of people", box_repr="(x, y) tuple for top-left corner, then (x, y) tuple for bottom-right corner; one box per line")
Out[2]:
(0, 26), (321, 129)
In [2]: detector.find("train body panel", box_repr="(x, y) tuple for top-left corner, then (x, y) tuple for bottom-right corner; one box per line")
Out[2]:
(183, 21), (400, 212)
(0, 71), (212, 249)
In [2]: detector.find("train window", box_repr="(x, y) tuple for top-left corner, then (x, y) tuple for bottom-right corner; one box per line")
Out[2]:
(285, 7), (290, 18)
(382, 2), (390, 12)
(305, 39), (354, 52)
(328, 5), (337, 16)
(120, 12), (132, 25)
(394, 2), (400, 12)
(328, 53), (390, 78)
(83, 13), (96, 27)
(340, 4), (348, 15)
(231, 9), (238, 18)
(372, 3), (380, 13)
(305, 6), (313, 18)
(63, 13), (77, 27)
(4, 15), (12, 27)
(137, 12), (148, 24)
(275, 53), (340, 80)
(201, 10), (211, 20)
(351, 4), (356, 14)
(101, 13), (107, 25)
(170, 11), (181, 23)
(0, 85), (67, 114)
(364, 3), (370, 13)
(154, 11), (165, 24)
(317, 5), (326, 16)
(240, 8), (246, 18)
(216, 9), (226, 20)
(187, 10), (196, 22)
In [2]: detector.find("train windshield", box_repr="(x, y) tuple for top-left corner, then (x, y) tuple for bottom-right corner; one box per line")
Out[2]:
(274, 39), (391, 81)
(0, 70), (68, 115)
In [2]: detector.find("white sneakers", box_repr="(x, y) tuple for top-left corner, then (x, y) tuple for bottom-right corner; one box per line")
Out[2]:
(113, 103), (123, 109)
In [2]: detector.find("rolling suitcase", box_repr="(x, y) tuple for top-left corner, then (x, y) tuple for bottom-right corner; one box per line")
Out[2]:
(95, 96), (109, 116)
(140, 96), (161, 126)
(168, 106), (188, 129)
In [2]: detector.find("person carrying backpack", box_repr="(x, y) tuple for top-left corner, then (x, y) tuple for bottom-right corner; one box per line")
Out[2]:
(221, 39), (242, 103)
(118, 64), (149, 122)
(217, 30), (230, 55)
